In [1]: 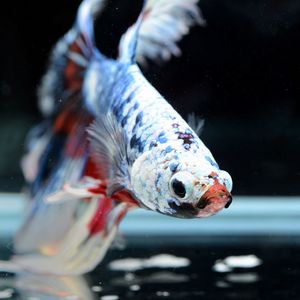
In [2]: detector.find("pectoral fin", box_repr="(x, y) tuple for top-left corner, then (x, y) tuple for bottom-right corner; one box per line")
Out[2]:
(87, 112), (132, 196)
(45, 177), (105, 204)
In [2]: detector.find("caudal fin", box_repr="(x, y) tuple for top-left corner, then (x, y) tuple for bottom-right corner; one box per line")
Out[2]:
(11, 200), (130, 275)
(14, 0), (123, 274)
(38, 0), (106, 118)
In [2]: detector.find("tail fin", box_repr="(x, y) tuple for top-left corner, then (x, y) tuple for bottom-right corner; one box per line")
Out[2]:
(38, 0), (105, 118)
(23, 0), (107, 192)
(10, 0), (133, 275)
(10, 200), (130, 275)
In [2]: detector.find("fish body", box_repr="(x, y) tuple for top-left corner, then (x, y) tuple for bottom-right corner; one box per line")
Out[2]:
(1, 0), (232, 275)
(85, 60), (232, 218)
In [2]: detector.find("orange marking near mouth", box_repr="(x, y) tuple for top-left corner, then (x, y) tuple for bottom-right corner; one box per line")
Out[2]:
(201, 181), (231, 203)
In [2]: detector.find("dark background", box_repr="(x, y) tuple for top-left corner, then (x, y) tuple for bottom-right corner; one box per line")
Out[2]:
(0, 0), (300, 195)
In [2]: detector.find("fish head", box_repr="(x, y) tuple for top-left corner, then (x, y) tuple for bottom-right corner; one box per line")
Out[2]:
(166, 169), (232, 218)
(131, 149), (232, 218)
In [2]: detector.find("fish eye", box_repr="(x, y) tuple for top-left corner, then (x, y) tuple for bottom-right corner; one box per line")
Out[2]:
(169, 172), (194, 200)
(171, 179), (186, 198)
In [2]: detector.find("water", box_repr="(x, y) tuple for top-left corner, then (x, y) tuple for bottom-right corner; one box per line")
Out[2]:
(0, 236), (299, 299)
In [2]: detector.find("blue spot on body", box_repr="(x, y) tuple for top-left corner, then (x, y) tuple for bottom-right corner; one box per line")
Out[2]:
(121, 115), (129, 127)
(169, 163), (179, 173)
(114, 101), (126, 122)
(133, 102), (139, 110)
(126, 92), (135, 104)
(130, 134), (137, 148)
(112, 104), (119, 117)
(138, 138), (145, 152)
(118, 101), (127, 113)
(136, 111), (143, 124)
(121, 106), (135, 127)
(132, 111), (144, 133)
(130, 133), (145, 153)
(165, 146), (173, 153)
(158, 132), (167, 144)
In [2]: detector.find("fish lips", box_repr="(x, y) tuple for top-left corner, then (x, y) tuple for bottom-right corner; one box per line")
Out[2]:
(196, 183), (232, 217)
(167, 183), (232, 218)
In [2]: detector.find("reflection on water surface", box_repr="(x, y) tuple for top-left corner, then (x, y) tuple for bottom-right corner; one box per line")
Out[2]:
(0, 236), (300, 299)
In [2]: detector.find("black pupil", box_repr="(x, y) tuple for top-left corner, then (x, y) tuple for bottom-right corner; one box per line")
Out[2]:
(172, 179), (186, 198)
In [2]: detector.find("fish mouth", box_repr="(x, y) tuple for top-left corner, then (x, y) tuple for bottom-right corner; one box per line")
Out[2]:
(167, 183), (232, 219)
(196, 182), (232, 217)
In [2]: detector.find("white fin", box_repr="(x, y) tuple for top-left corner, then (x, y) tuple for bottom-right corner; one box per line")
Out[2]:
(87, 112), (131, 196)
(118, 3), (145, 64)
(1, 201), (129, 275)
(187, 113), (204, 136)
(20, 126), (51, 183)
(77, 0), (107, 48)
(119, 0), (205, 65)
(45, 177), (103, 204)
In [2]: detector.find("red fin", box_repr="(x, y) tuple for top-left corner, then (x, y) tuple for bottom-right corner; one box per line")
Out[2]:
(84, 157), (102, 180)
(64, 37), (86, 93)
(87, 198), (113, 236)
(65, 130), (88, 158)
(87, 181), (106, 195)
(86, 180), (139, 208)
(53, 106), (81, 134)
(113, 189), (139, 208)
(87, 187), (138, 236)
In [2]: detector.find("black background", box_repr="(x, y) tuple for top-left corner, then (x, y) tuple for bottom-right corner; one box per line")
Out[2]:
(0, 0), (300, 195)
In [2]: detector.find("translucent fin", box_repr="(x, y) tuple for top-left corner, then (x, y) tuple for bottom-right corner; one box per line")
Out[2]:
(11, 0), (130, 276)
(6, 201), (130, 275)
(38, 0), (106, 117)
(87, 112), (131, 196)
(187, 113), (205, 136)
(45, 177), (104, 204)
(118, 5), (145, 64)
(119, 0), (205, 66)
(15, 157), (87, 254)
(20, 122), (51, 184)
(16, 0), (108, 255)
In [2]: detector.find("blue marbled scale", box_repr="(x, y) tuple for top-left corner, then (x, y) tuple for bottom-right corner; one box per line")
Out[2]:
(85, 62), (205, 165)
(169, 162), (179, 173)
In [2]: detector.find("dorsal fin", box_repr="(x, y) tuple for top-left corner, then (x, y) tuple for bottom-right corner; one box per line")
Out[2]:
(118, 0), (205, 66)
(118, 1), (146, 64)
(76, 0), (106, 49)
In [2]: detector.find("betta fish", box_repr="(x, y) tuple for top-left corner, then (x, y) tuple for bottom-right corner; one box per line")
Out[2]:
(1, 0), (232, 275)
